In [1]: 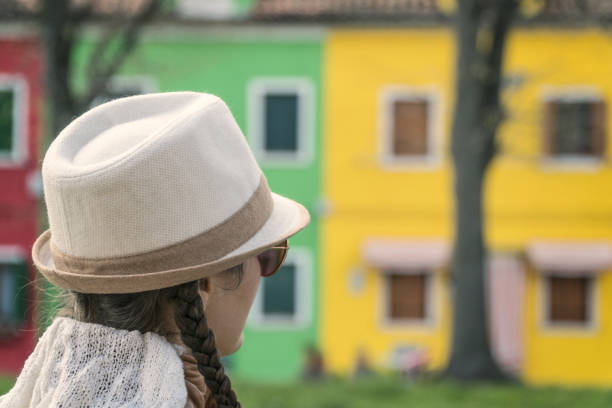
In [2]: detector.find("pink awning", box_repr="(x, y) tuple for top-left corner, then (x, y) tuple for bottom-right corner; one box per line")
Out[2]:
(362, 238), (449, 270)
(526, 241), (612, 274)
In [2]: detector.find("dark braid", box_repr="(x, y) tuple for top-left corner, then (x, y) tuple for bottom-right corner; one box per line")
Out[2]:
(171, 280), (241, 408)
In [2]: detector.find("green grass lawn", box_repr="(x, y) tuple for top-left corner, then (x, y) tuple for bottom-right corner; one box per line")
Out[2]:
(3, 374), (612, 407)
(0, 376), (15, 396)
(233, 376), (612, 408)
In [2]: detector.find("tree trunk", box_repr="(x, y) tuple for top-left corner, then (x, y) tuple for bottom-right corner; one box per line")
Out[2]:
(40, 0), (161, 138)
(444, 0), (518, 381)
(42, 0), (77, 137)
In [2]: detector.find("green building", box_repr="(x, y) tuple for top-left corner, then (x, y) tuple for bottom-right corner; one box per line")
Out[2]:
(74, 15), (323, 380)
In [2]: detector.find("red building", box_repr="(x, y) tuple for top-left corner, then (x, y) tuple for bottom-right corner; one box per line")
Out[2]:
(0, 37), (42, 375)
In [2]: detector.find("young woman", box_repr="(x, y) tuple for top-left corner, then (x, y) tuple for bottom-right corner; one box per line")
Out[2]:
(0, 92), (310, 408)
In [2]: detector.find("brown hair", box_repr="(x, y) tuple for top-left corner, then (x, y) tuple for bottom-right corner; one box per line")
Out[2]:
(55, 264), (244, 408)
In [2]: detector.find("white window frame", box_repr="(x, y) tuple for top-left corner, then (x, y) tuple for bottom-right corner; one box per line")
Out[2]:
(247, 77), (315, 167)
(539, 86), (606, 171)
(248, 246), (312, 330)
(379, 268), (436, 329)
(91, 75), (157, 107)
(539, 272), (599, 333)
(0, 75), (28, 167)
(378, 85), (442, 171)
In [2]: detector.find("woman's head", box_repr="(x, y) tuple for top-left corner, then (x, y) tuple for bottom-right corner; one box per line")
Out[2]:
(57, 255), (258, 407)
(61, 257), (260, 353)
(56, 239), (288, 407)
(34, 92), (309, 407)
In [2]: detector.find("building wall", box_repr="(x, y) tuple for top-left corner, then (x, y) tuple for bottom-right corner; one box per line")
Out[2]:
(72, 28), (323, 381)
(323, 27), (454, 374)
(34, 23), (612, 385)
(501, 29), (612, 385)
(0, 38), (42, 375)
(323, 27), (612, 384)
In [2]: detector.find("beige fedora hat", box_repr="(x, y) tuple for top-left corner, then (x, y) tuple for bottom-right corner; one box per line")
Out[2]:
(32, 92), (310, 294)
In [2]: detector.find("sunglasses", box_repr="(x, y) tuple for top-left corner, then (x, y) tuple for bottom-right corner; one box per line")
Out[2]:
(256, 239), (289, 277)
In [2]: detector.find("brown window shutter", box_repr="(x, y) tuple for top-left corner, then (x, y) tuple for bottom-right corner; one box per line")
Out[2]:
(549, 276), (589, 323)
(392, 100), (428, 156)
(388, 273), (426, 320)
(542, 101), (557, 156)
(592, 99), (607, 159)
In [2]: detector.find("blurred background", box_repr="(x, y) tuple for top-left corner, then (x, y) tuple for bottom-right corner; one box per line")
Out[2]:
(1, 0), (612, 406)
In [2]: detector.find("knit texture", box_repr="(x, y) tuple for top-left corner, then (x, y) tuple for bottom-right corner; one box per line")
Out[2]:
(0, 317), (188, 407)
(42, 93), (261, 258)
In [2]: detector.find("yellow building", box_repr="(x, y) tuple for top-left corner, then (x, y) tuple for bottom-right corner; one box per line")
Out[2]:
(322, 25), (612, 386)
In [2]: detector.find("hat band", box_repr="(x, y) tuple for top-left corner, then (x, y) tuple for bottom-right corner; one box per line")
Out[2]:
(49, 175), (274, 277)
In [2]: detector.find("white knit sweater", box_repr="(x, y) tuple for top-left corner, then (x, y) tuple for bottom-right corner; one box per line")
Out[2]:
(0, 317), (188, 407)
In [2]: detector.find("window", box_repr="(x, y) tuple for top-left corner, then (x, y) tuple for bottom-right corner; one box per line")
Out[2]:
(526, 241), (608, 330)
(262, 263), (296, 317)
(392, 100), (428, 156)
(0, 88), (15, 154)
(0, 75), (27, 165)
(383, 270), (432, 325)
(0, 257), (28, 336)
(543, 94), (606, 161)
(545, 275), (594, 326)
(389, 273), (426, 319)
(264, 93), (298, 153)
(247, 78), (314, 166)
(380, 87), (441, 167)
(249, 247), (312, 329)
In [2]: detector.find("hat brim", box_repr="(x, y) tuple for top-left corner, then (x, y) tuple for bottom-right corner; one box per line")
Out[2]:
(32, 192), (310, 294)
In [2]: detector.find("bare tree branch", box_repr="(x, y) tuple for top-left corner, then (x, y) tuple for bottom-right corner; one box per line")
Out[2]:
(79, 0), (161, 110)
(85, 21), (124, 87)
(573, 0), (612, 28)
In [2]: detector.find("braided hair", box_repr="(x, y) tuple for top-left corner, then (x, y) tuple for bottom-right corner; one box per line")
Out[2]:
(169, 280), (241, 408)
(56, 264), (245, 408)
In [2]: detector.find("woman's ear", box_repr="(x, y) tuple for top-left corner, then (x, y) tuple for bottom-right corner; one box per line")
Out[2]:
(198, 278), (211, 309)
